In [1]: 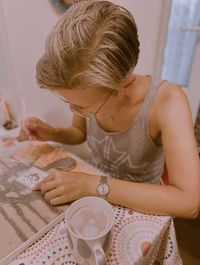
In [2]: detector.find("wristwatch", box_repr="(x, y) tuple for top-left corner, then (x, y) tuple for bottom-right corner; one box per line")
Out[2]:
(97, 176), (110, 199)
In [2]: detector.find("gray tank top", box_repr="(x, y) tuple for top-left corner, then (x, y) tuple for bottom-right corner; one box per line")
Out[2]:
(87, 79), (164, 184)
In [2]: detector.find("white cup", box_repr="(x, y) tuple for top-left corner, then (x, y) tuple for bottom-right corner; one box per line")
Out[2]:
(65, 196), (115, 265)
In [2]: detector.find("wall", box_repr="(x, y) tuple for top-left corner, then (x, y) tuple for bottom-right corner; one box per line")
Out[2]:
(0, 1), (16, 100)
(0, 0), (72, 127)
(0, 2), (9, 92)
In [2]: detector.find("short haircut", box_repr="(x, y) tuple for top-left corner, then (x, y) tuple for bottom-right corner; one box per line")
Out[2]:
(36, 0), (140, 92)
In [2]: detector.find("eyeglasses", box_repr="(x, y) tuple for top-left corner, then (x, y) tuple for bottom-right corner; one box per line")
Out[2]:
(53, 89), (114, 119)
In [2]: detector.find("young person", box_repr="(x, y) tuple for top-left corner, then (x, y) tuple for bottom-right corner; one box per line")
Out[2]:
(19, 0), (200, 218)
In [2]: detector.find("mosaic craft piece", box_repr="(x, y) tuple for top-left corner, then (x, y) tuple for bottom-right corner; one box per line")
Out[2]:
(15, 167), (48, 190)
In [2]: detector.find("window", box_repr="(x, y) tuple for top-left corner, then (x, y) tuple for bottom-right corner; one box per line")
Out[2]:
(161, 0), (200, 87)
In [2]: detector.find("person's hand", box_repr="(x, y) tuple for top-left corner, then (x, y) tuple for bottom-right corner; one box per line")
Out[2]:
(33, 169), (96, 205)
(17, 117), (56, 142)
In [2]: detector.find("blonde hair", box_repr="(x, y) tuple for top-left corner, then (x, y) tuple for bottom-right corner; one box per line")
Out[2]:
(36, 0), (140, 91)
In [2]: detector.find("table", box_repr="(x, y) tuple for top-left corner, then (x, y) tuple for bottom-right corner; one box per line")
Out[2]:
(10, 206), (182, 265)
(0, 133), (182, 265)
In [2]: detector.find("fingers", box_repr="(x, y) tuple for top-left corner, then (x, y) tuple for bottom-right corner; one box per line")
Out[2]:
(49, 196), (68, 205)
(17, 118), (39, 141)
(37, 177), (69, 205)
(43, 187), (62, 202)
(23, 116), (54, 141)
(33, 174), (60, 203)
(22, 116), (49, 141)
(34, 171), (82, 205)
(41, 179), (57, 194)
(17, 126), (29, 141)
(33, 173), (55, 190)
(28, 135), (37, 140)
(24, 117), (41, 131)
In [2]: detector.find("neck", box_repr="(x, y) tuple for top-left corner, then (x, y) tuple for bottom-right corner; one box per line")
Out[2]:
(107, 76), (136, 122)
(96, 74), (138, 122)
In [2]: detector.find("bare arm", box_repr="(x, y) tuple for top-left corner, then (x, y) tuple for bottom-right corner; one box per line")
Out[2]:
(18, 114), (87, 145)
(51, 114), (87, 144)
(87, 85), (200, 218)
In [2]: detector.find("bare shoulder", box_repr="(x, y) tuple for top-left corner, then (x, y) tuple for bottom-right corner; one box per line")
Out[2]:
(153, 81), (193, 127)
(157, 81), (188, 106)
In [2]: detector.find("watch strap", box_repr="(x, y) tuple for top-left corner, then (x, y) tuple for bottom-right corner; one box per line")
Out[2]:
(100, 175), (107, 185)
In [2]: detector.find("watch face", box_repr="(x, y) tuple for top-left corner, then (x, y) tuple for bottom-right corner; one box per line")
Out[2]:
(98, 183), (109, 196)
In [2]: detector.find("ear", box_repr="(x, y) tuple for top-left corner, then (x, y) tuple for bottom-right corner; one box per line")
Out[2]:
(122, 74), (136, 90)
